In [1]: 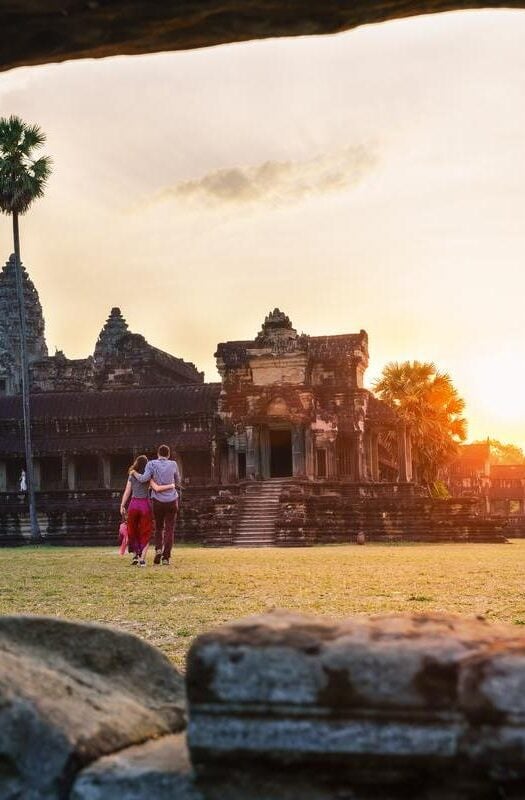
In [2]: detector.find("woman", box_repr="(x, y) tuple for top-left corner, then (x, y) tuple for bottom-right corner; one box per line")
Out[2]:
(120, 454), (174, 566)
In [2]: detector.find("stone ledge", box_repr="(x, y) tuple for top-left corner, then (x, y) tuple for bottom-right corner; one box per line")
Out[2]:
(187, 610), (525, 792)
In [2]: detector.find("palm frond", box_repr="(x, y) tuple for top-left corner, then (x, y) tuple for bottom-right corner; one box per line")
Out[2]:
(0, 116), (51, 215)
(374, 359), (468, 482)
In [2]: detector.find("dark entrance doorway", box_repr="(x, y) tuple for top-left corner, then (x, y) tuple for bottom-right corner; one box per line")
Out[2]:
(237, 452), (246, 480)
(270, 429), (293, 477)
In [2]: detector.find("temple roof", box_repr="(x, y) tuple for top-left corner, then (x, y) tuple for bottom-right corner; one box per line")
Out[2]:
(0, 429), (211, 455)
(91, 306), (204, 385)
(455, 443), (491, 463)
(216, 321), (368, 369)
(491, 464), (525, 479)
(0, 384), (221, 420)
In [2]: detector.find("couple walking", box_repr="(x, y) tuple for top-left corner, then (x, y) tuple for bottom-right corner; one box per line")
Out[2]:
(120, 444), (181, 566)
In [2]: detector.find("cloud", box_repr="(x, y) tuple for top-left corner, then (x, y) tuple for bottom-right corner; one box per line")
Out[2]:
(151, 145), (378, 210)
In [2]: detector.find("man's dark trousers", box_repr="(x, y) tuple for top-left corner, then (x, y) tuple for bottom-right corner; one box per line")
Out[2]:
(152, 499), (177, 560)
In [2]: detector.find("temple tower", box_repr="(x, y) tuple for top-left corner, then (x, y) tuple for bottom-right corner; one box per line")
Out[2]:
(0, 254), (48, 394)
(94, 307), (129, 361)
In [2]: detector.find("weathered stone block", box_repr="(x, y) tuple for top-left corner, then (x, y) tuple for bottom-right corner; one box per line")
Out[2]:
(0, 616), (185, 800)
(71, 734), (199, 800)
(71, 732), (411, 800)
(187, 610), (525, 791)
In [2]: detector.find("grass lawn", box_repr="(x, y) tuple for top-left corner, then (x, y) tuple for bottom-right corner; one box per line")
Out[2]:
(1, 542), (524, 670)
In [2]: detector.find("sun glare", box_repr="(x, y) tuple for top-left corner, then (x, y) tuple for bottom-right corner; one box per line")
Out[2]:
(469, 351), (525, 426)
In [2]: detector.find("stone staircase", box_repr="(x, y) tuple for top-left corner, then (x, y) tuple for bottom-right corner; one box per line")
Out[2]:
(234, 479), (288, 547)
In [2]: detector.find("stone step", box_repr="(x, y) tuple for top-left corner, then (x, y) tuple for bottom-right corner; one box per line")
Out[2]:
(235, 530), (275, 535)
(234, 537), (275, 543)
(234, 483), (285, 546)
(242, 498), (281, 503)
(241, 500), (281, 505)
(237, 514), (280, 520)
(237, 521), (278, 526)
(240, 507), (280, 513)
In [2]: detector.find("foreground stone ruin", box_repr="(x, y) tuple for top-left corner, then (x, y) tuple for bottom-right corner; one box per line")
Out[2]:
(3, 0), (525, 73)
(1, 611), (525, 798)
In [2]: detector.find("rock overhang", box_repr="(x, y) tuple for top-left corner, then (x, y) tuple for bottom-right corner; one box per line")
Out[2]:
(3, 1), (525, 73)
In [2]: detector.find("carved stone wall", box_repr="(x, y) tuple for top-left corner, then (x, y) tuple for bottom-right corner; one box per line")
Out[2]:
(216, 310), (402, 482)
(0, 486), (239, 547)
(276, 483), (508, 544)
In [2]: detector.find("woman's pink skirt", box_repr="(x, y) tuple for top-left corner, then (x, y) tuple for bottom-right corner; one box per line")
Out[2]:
(127, 497), (153, 555)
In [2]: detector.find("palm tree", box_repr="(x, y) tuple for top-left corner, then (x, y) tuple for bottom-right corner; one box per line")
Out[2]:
(373, 360), (467, 486)
(0, 116), (52, 539)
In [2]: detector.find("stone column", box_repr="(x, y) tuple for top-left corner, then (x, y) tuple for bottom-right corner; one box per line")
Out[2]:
(304, 427), (314, 480)
(33, 459), (41, 491)
(292, 425), (306, 477)
(211, 437), (223, 483)
(259, 427), (271, 480)
(219, 448), (229, 485)
(246, 426), (259, 479)
(99, 456), (111, 489)
(406, 429), (413, 483)
(326, 441), (337, 479)
(227, 443), (237, 483)
(354, 432), (365, 482)
(397, 425), (409, 483)
(63, 456), (76, 491)
(0, 461), (6, 492)
(371, 432), (380, 482)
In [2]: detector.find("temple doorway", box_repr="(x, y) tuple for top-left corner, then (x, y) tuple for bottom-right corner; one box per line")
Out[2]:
(269, 429), (293, 477)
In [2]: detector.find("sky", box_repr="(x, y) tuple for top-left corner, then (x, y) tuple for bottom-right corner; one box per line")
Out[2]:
(0, 9), (524, 447)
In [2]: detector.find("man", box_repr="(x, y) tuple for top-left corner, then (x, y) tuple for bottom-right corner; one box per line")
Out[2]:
(132, 445), (181, 565)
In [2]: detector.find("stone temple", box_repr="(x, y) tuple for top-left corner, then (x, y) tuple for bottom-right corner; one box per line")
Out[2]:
(0, 255), (506, 545)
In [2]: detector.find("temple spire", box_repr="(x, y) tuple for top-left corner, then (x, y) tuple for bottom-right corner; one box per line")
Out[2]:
(0, 253), (48, 363)
(94, 307), (129, 359)
(256, 308), (297, 345)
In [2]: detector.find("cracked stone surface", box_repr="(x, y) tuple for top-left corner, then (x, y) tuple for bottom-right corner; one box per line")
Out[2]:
(187, 610), (525, 794)
(2, 1), (525, 73)
(0, 616), (185, 800)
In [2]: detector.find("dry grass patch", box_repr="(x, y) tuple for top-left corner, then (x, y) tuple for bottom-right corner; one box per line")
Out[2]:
(1, 542), (524, 670)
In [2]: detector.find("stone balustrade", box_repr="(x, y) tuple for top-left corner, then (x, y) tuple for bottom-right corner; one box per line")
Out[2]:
(0, 486), (241, 546)
(0, 482), (508, 546)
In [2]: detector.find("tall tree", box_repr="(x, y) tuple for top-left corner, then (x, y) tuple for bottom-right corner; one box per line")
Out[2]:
(374, 361), (467, 485)
(0, 116), (52, 539)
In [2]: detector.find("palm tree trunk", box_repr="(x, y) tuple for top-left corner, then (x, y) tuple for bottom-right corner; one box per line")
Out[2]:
(12, 211), (40, 540)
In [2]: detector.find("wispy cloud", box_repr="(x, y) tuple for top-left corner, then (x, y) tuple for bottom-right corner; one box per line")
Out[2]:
(150, 145), (378, 210)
